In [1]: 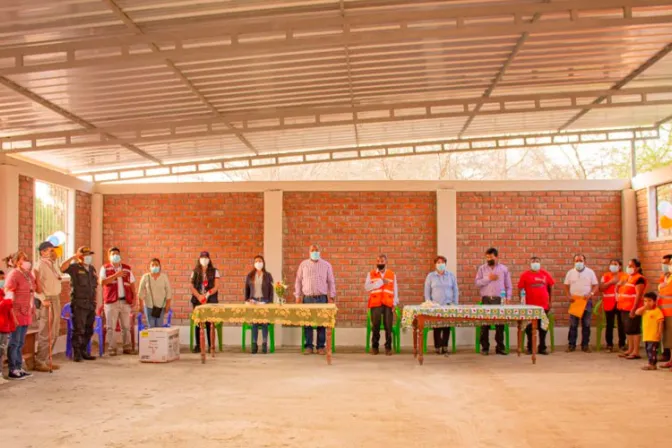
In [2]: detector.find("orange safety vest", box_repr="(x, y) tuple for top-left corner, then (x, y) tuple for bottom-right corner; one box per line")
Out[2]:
(367, 269), (395, 309)
(616, 273), (648, 311)
(658, 274), (672, 317)
(601, 271), (628, 312)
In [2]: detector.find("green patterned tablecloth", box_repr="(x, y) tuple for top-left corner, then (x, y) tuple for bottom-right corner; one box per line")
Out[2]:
(401, 304), (549, 330)
(191, 303), (337, 328)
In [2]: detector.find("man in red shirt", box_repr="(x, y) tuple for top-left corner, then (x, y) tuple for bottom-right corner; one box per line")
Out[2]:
(518, 256), (555, 355)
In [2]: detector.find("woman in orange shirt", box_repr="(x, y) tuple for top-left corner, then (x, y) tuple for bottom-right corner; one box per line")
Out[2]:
(599, 259), (628, 352)
(617, 258), (647, 360)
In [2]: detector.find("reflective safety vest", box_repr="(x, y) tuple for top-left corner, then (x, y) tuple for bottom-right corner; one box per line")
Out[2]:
(617, 273), (647, 311)
(658, 274), (672, 317)
(601, 271), (628, 312)
(367, 269), (395, 308)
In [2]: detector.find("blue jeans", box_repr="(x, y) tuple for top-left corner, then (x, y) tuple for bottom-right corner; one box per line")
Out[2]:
(303, 295), (327, 349)
(145, 307), (165, 328)
(251, 324), (268, 344)
(8, 325), (28, 371)
(568, 303), (592, 348)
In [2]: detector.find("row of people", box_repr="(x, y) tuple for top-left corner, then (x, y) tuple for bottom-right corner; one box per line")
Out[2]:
(1, 244), (670, 381)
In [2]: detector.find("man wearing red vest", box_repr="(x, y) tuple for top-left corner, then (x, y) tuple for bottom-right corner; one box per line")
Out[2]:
(365, 254), (398, 356)
(99, 247), (136, 356)
(659, 254), (672, 367)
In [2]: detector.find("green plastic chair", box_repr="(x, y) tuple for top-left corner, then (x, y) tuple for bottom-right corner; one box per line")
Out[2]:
(520, 312), (555, 352)
(422, 326), (457, 354)
(189, 317), (224, 352)
(474, 301), (510, 353)
(301, 326), (336, 353)
(365, 308), (401, 353)
(241, 322), (276, 353)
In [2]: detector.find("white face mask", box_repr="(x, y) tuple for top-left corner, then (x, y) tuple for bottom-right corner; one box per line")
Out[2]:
(84, 255), (93, 265)
(199, 258), (209, 267)
(254, 261), (264, 270)
(626, 267), (635, 275)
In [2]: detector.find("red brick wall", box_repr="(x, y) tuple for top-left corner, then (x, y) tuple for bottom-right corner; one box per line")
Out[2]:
(457, 191), (623, 325)
(18, 175), (34, 256)
(636, 189), (672, 287)
(75, 190), (91, 250)
(102, 193), (264, 324)
(283, 192), (437, 326)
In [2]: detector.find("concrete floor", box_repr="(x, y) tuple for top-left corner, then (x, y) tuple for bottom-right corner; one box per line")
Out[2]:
(1, 349), (671, 448)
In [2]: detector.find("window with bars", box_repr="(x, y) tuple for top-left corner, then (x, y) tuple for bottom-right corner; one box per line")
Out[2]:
(33, 180), (71, 263)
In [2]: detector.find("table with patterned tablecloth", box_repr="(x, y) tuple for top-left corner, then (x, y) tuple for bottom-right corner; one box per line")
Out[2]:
(402, 304), (549, 365)
(191, 303), (338, 364)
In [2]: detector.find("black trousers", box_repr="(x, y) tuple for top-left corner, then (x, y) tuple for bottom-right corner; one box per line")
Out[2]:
(433, 327), (451, 349)
(194, 322), (212, 349)
(481, 296), (505, 352)
(605, 308), (626, 349)
(71, 302), (95, 355)
(371, 306), (393, 350)
(525, 310), (549, 351)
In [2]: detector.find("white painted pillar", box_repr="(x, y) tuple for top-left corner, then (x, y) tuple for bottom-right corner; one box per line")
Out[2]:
(437, 189), (457, 272)
(0, 158), (19, 259)
(264, 190), (284, 345)
(621, 189), (638, 262)
(91, 193), (104, 305)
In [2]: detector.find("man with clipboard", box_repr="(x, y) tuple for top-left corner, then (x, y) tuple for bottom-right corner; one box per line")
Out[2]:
(563, 254), (599, 353)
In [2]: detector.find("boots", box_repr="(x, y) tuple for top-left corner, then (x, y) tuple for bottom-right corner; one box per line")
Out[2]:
(262, 343), (268, 354)
(251, 343), (258, 354)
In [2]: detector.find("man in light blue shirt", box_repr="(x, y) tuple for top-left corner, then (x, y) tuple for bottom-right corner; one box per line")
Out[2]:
(424, 255), (459, 355)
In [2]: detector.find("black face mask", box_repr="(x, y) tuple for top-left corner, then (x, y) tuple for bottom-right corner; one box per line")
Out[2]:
(377, 264), (386, 271)
(487, 259), (496, 266)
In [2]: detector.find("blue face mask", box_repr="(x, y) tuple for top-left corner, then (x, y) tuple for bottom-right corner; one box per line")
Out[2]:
(530, 262), (541, 271)
(310, 251), (320, 261)
(436, 263), (446, 272)
(150, 266), (160, 274)
(575, 262), (584, 271)
(110, 254), (121, 264)
(609, 265), (619, 273)
(0, 280), (4, 289)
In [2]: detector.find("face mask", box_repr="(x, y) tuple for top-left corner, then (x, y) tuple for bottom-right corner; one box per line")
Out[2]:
(110, 254), (121, 264)
(487, 259), (495, 266)
(609, 265), (619, 273)
(254, 262), (264, 270)
(376, 264), (386, 271)
(199, 258), (209, 267)
(0, 280), (4, 289)
(21, 261), (31, 271)
(530, 262), (541, 271)
(310, 251), (320, 261)
(626, 267), (635, 275)
(84, 255), (93, 265)
(664, 264), (670, 274)
(575, 262), (584, 271)
(436, 263), (446, 272)
(150, 266), (160, 274)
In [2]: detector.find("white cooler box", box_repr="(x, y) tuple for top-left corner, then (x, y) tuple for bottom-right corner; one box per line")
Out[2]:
(139, 328), (180, 363)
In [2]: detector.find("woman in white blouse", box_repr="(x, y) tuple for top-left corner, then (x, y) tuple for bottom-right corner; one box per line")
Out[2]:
(138, 258), (172, 328)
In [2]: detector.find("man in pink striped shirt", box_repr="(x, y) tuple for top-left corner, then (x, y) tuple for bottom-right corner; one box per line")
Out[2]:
(294, 244), (337, 355)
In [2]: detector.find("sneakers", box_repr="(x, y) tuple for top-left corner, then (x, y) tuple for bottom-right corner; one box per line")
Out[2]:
(8, 370), (26, 380)
(19, 369), (32, 378)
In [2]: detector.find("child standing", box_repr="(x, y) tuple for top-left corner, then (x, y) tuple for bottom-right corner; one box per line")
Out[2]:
(0, 269), (16, 384)
(636, 291), (664, 371)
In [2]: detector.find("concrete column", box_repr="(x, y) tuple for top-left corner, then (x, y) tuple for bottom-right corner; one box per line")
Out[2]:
(91, 193), (104, 304)
(621, 189), (638, 262)
(0, 159), (19, 259)
(436, 189), (457, 272)
(264, 190), (284, 345)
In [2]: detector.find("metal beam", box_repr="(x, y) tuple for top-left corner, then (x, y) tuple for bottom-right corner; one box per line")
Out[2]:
(558, 41), (672, 130)
(100, 0), (259, 156)
(73, 128), (659, 182)
(3, 2), (672, 76)
(0, 77), (161, 164)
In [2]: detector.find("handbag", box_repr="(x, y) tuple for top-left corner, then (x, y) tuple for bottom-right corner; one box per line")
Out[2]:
(145, 275), (166, 319)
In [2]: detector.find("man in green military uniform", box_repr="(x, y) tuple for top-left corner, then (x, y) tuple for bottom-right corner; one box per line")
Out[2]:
(60, 246), (98, 362)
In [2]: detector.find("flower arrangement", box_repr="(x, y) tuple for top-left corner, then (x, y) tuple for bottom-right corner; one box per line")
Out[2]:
(274, 280), (288, 305)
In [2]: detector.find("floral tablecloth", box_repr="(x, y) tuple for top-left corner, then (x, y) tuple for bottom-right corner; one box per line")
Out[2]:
(401, 304), (549, 330)
(191, 303), (337, 328)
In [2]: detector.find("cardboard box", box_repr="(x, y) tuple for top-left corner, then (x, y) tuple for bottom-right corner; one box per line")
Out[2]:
(139, 328), (180, 363)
